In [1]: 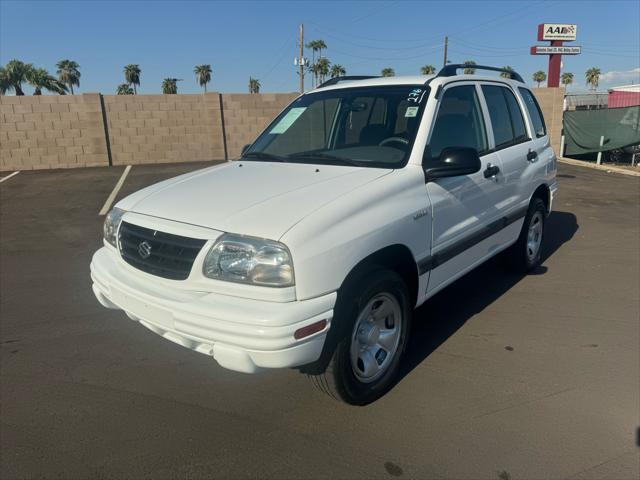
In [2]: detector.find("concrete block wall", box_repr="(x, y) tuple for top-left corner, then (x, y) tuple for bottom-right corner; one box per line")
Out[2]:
(222, 93), (298, 159)
(1, 89), (563, 171)
(532, 87), (565, 156)
(0, 94), (109, 171)
(103, 93), (225, 165)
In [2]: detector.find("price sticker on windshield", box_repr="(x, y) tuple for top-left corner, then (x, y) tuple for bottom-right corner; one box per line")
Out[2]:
(270, 107), (307, 134)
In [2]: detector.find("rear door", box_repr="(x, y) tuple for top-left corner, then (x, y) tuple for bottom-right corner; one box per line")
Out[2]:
(517, 86), (555, 193)
(480, 83), (533, 216)
(424, 83), (506, 293)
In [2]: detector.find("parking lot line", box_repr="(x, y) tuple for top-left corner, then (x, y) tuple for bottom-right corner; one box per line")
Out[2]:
(99, 165), (131, 216)
(0, 171), (20, 183)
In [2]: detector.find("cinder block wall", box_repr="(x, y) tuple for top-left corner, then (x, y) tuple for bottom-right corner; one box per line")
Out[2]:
(222, 93), (298, 159)
(532, 87), (565, 156)
(0, 94), (109, 170)
(103, 93), (225, 165)
(1, 89), (562, 171)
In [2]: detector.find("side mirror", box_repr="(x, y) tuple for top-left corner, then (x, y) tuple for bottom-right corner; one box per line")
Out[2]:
(241, 144), (251, 156)
(424, 147), (481, 182)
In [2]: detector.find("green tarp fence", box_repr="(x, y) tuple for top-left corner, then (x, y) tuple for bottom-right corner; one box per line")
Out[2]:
(563, 106), (640, 155)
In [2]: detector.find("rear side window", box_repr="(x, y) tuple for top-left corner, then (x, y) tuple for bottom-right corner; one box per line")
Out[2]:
(481, 85), (528, 148)
(519, 87), (547, 138)
(503, 90), (527, 141)
(427, 85), (488, 160)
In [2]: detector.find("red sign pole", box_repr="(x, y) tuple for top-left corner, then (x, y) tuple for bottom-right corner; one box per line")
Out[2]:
(547, 40), (563, 87)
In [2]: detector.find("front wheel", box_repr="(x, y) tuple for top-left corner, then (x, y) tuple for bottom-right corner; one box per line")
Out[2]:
(308, 268), (411, 405)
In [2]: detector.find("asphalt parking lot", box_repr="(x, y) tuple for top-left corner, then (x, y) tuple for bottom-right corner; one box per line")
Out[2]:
(1, 161), (638, 479)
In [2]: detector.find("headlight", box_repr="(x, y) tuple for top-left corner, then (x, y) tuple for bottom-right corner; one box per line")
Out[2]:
(103, 207), (126, 247)
(203, 234), (294, 287)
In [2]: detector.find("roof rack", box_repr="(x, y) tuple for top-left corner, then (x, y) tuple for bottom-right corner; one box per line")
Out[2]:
(436, 64), (524, 83)
(317, 76), (379, 89)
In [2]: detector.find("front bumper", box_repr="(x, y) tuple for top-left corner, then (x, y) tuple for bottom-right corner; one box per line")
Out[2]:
(90, 247), (335, 373)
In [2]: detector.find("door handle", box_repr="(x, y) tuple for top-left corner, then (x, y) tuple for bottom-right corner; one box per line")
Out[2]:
(527, 149), (538, 162)
(484, 163), (500, 179)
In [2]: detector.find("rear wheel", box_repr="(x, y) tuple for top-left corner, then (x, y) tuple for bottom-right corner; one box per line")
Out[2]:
(308, 268), (411, 405)
(506, 197), (546, 272)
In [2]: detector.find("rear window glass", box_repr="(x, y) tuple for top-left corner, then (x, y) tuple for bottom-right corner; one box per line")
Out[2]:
(519, 87), (547, 138)
(482, 85), (528, 148)
(503, 89), (527, 141)
(482, 85), (514, 148)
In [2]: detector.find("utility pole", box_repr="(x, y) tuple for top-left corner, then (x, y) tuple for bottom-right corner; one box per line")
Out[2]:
(443, 36), (448, 67)
(299, 24), (305, 93)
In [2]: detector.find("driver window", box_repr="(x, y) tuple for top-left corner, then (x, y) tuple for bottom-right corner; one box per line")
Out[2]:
(426, 85), (488, 161)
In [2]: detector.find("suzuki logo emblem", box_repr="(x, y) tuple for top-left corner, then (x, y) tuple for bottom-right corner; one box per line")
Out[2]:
(138, 241), (152, 259)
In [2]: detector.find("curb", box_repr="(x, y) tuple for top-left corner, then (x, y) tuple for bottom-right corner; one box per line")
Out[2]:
(559, 157), (640, 177)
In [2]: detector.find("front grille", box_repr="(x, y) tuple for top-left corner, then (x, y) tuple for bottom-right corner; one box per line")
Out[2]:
(118, 222), (207, 280)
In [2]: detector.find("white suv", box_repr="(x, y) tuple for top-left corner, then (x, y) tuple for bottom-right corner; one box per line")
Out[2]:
(91, 65), (557, 405)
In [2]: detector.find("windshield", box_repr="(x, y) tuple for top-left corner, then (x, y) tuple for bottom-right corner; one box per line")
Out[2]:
(244, 85), (429, 168)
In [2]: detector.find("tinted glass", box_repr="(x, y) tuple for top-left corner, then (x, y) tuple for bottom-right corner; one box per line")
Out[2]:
(246, 85), (429, 168)
(427, 85), (488, 160)
(482, 85), (515, 148)
(519, 87), (547, 137)
(503, 88), (527, 141)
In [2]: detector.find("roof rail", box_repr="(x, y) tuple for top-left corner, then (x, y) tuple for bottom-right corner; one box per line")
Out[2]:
(317, 76), (379, 88)
(437, 64), (524, 83)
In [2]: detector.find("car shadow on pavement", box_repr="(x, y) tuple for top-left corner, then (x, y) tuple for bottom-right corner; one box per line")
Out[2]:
(397, 210), (579, 385)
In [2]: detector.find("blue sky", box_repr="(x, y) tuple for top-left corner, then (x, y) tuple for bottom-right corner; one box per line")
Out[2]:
(1, 0), (638, 94)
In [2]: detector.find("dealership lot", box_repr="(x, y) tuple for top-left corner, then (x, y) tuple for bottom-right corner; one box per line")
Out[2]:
(1, 162), (638, 479)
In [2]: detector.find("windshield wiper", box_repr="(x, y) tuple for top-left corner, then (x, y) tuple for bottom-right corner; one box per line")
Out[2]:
(287, 152), (362, 167)
(242, 151), (288, 162)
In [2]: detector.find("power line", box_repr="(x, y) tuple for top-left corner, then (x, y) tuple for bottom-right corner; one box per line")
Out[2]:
(347, 0), (399, 25)
(307, 0), (555, 67)
(256, 33), (297, 81)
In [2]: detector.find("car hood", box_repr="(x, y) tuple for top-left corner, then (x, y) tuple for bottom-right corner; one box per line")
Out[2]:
(118, 161), (391, 240)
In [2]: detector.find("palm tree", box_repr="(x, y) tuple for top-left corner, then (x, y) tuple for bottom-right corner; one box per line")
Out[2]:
(330, 64), (346, 78)
(194, 64), (212, 92)
(56, 59), (81, 94)
(561, 72), (574, 90)
(305, 40), (319, 86)
(463, 60), (476, 75)
(500, 66), (514, 79)
(420, 65), (436, 75)
(3, 59), (33, 95)
(317, 57), (330, 84)
(27, 67), (68, 95)
(123, 64), (141, 94)
(0, 67), (9, 95)
(308, 62), (322, 87)
(161, 78), (180, 94)
(585, 67), (601, 91)
(532, 70), (547, 87)
(315, 39), (327, 61)
(116, 83), (134, 95)
(248, 77), (261, 94)
(381, 68), (395, 77)
(306, 39), (327, 63)
(305, 40), (327, 87)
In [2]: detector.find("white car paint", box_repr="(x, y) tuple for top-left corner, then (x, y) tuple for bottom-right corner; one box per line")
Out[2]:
(90, 73), (557, 374)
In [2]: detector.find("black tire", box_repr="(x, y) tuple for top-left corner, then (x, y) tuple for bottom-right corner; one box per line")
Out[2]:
(505, 198), (546, 273)
(308, 267), (411, 405)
